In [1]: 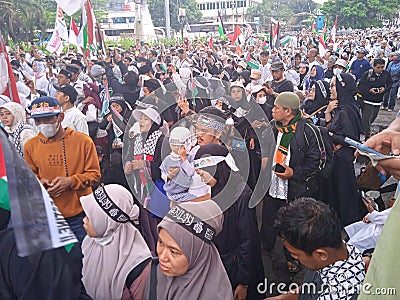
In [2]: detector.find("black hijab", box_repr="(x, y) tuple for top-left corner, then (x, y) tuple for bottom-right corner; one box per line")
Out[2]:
(301, 80), (330, 115)
(333, 73), (365, 135)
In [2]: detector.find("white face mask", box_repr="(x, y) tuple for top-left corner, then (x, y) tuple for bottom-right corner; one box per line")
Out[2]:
(257, 96), (267, 105)
(333, 68), (343, 76)
(237, 67), (243, 73)
(37, 122), (60, 138)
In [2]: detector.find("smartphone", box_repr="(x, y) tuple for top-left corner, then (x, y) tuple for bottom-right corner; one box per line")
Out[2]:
(361, 191), (379, 211)
(273, 163), (285, 173)
(344, 137), (386, 157)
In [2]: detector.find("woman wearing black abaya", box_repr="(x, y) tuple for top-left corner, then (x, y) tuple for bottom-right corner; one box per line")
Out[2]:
(194, 144), (265, 300)
(301, 80), (330, 125)
(228, 83), (259, 190)
(323, 73), (366, 226)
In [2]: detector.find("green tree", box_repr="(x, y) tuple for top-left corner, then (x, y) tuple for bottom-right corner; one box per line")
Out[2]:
(246, 0), (317, 26)
(147, 0), (202, 30)
(321, 0), (400, 28)
(0, 0), (46, 41)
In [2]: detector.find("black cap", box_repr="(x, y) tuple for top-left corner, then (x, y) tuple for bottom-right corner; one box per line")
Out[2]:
(66, 64), (79, 74)
(55, 84), (78, 103)
(59, 69), (72, 79)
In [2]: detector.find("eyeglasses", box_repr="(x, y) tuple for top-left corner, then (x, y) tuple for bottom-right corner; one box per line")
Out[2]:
(309, 88), (316, 92)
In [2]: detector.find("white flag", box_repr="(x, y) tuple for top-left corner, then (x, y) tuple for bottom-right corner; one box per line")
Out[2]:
(56, 0), (85, 16)
(55, 6), (69, 41)
(46, 30), (63, 55)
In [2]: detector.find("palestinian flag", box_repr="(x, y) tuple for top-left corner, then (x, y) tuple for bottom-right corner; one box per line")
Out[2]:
(270, 20), (280, 50)
(0, 131), (77, 257)
(77, 0), (96, 53)
(229, 25), (242, 45)
(0, 141), (9, 211)
(280, 36), (292, 47)
(318, 33), (327, 56)
(111, 105), (126, 137)
(311, 21), (317, 34)
(217, 10), (226, 38)
(246, 54), (259, 70)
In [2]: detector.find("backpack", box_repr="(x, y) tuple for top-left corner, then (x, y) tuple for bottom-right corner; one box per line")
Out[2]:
(297, 119), (334, 179)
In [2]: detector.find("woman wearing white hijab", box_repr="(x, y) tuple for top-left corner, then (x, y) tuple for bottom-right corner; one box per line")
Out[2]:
(0, 102), (36, 157)
(80, 184), (152, 300)
(32, 61), (49, 94)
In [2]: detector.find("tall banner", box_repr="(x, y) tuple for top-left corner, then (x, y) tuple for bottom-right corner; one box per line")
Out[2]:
(56, 0), (86, 16)
(56, 6), (69, 40)
(0, 131), (77, 257)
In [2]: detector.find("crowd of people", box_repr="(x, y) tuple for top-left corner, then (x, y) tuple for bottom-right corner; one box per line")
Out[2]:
(0, 26), (400, 299)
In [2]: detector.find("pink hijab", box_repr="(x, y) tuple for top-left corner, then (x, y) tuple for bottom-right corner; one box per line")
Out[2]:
(80, 184), (151, 300)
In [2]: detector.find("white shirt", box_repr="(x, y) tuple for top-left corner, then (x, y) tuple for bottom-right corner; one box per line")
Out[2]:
(269, 132), (290, 200)
(62, 107), (89, 135)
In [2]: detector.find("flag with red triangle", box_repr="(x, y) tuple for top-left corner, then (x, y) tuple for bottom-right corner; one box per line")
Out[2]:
(77, 0), (96, 55)
(311, 21), (317, 34)
(319, 33), (327, 56)
(230, 24), (242, 45)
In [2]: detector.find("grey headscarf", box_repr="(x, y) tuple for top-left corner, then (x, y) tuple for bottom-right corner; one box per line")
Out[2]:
(157, 200), (233, 300)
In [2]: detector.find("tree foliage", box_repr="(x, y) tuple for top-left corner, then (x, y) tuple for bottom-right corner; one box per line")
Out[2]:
(321, 0), (400, 28)
(246, 0), (317, 26)
(0, 0), (109, 42)
(147, 0), (202, 30)
(0, 0), (46, 41)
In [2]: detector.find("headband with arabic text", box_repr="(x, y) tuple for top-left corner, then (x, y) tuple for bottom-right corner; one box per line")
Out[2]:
(196, 115), (225, 132)
(194, 153), (239, 172)
(93, 184), (132, 224)
(166, 205), (216, 244)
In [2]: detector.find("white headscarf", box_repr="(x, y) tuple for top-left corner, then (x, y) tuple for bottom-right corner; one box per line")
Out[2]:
(0, 102), (26, 133)
(81, 184), (152, 300)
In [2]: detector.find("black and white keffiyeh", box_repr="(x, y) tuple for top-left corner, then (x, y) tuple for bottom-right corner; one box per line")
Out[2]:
(133, 130), (162, 156)
(317, 243), (365, 300)
(10, 122), (27, 157)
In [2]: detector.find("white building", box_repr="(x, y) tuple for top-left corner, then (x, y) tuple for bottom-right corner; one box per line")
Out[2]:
(196, 0), (262, 23)
(101, 1), (157, 42)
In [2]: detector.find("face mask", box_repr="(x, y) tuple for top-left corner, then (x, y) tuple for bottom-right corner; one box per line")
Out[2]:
(333, 68), (343, 76)
(237, 67), (243, 73)
(37, 122), (59, 138)
(257, 96), (267, 105)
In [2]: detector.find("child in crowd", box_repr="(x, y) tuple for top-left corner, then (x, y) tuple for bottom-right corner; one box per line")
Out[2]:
(160, 126), (210, 205)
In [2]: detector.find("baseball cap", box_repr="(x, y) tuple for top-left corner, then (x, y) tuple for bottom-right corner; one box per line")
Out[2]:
(270, 61), (285, 71)
(29, 96), (62, 118)
(55, 84), (78, 103)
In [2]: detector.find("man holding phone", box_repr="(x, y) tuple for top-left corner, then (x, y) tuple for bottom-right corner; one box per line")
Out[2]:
(260, 92), (326, 276)
(358, 58), (392, 137)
